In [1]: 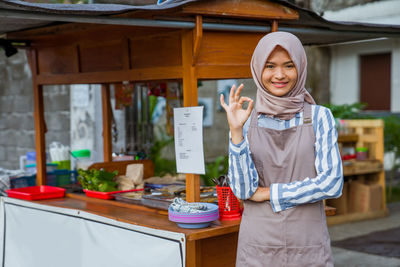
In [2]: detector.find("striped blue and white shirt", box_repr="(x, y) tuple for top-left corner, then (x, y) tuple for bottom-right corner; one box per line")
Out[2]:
(228, 105), (343, 213)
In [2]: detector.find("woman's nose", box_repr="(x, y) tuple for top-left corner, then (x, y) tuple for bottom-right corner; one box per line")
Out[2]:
(275, 67), (285, 79)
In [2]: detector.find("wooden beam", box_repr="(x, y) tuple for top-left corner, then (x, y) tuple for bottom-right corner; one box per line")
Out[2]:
(182, 29), (200, 203)
(123, 37), (131, 70)
(192, 15), (203, 66)
(101, 84), (112, 162)
(271, 20), (278, 32)
(182, 30), (198, 107)
(197, 65), (252, 79)
(182, 0), (299, 20)
(36, 66), (183, 85)
(28, 49), (47, 186)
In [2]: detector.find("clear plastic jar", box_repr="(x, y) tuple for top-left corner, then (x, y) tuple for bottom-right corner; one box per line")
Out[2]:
(71, 149), (92, 170)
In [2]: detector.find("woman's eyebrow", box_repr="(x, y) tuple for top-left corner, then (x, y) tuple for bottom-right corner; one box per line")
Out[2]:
(265, 60), (294, 64)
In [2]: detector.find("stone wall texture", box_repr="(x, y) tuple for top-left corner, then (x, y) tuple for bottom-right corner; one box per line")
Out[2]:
(0, 50), (70, 170)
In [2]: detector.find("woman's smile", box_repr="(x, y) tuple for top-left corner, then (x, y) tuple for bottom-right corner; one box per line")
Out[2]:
(271, 81), (289, 88)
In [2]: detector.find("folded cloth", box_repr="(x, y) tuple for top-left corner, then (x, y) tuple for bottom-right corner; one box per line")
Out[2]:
(169, 197), (208, 213)
(0, 174), (10, 196)
(0, 168), (26, 196)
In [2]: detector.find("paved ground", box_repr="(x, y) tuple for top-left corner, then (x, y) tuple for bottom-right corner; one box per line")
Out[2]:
(329, 202), (400, 266)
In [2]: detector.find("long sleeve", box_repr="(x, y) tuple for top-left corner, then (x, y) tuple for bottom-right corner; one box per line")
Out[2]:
(269, 106), (343, 213)
(227, 120), (259, 200)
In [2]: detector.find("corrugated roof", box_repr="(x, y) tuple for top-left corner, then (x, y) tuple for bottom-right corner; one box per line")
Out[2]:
(0, 0), (195, 36)
(1, 0), (400, 45)
(323, 0), (400, 25)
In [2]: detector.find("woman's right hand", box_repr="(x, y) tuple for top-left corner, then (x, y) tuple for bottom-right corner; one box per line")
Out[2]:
(220, 84), (254, 144)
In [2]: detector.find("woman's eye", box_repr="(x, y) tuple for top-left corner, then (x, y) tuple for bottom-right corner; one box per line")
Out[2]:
(265, 65), (274, 69)
(285, 64), (295, 69)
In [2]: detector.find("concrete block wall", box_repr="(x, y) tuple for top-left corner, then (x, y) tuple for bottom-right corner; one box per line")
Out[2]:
(0, 50), (70, 170)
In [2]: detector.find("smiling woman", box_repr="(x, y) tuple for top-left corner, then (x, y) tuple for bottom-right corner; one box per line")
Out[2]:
(220, 32), (343, 266)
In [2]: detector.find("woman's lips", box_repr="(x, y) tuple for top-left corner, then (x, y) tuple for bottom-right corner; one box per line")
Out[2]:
(271, 82), (288, 88)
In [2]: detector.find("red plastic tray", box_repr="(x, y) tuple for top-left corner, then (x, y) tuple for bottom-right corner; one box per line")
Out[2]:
(83, 188), (144, 200)
(6, 186), (66, 200)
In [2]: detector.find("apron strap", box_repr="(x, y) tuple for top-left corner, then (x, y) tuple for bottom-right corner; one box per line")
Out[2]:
(249, 110), (258, 127)
(303, 102), (312, 124)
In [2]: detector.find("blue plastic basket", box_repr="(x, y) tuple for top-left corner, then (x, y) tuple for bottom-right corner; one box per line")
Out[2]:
(10, 170), (78, 188)
(48, 170), (78, 186)
(10, 175), (36, 189)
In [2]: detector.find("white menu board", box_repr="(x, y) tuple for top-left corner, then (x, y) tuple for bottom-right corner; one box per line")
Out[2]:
(173, 106), (205, 174)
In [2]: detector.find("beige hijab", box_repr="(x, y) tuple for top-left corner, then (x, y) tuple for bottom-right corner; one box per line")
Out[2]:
(251, 31), (315, 120)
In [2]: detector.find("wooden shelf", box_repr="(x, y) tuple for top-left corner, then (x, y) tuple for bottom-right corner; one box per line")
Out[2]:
(330, 120), (387, 225)
(338, 134), (358, 143)
(343, 160), (383, 176)
(327, 209), (388, 226)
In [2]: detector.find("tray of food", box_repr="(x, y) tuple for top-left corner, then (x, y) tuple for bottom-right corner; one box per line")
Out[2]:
(78, 169), (144, 200)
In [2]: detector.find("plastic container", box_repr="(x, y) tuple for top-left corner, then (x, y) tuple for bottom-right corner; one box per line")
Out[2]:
(356, 147), (368, 160)
(6, 185), (66, 200)
(216, 186), (241, 221)
(71, 149), (92, 170)
(25, 163), (58, 175)
(19, 151), (49, 170)
(53, 160), (71, 170)
(47, 170), (78, 186)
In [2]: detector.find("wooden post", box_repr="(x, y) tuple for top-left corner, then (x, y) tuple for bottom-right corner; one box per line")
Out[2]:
(192, 15), (203, 66)
(186, 240), (201, 267)
(271, 20), (279, 32)
(101, 84), (113, 162)
(182, 29), (200, 203)
(28, 49), (47, 185)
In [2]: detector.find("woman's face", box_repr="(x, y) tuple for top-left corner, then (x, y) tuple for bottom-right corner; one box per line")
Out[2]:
(261, 46), (298, 97)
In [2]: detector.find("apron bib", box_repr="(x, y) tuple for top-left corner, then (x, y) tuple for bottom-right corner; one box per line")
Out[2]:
(236, 103), (333, 267)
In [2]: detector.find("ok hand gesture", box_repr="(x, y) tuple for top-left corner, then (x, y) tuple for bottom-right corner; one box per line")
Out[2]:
(220, 84), (254, 144)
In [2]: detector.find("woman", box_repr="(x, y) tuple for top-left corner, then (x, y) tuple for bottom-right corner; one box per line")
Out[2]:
(220, 32), (343, 266)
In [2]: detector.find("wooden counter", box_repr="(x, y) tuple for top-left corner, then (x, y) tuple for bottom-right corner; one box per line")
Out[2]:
(35, 194), (240, 267)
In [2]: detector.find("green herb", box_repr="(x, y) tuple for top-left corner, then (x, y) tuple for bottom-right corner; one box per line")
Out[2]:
(77, 169), (118, 192)
(383, 115), (400, 201)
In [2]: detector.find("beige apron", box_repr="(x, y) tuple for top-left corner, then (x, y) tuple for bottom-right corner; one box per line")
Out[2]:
(236, 103), (333, 267)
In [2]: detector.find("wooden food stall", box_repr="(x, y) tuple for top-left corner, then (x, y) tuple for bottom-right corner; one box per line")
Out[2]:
(1, 0), (400, 266)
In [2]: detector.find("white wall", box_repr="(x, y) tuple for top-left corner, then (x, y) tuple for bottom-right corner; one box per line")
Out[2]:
(330, 38), (400, 112)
